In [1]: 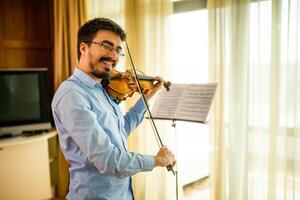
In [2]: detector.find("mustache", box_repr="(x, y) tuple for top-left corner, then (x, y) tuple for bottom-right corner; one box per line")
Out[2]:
(99, 57), (116, 67)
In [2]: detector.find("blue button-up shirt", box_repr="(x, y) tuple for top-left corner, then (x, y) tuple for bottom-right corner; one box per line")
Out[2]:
(51, 67), (155, 200)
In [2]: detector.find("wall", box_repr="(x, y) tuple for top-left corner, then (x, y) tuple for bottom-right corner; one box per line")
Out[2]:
(0, 0), (54, 94)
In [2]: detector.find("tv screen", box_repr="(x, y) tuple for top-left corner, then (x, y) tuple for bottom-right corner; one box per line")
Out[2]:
(0, 68), (51, 136)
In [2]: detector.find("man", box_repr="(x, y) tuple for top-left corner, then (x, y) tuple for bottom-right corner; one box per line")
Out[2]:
(51, 18), (176, 200)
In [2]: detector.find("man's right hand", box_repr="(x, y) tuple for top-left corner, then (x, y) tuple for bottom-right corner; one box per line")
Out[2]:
(154, 147), (176, 167)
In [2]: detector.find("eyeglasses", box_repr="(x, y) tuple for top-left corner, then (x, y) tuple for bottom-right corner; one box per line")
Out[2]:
(90, 41), (125, 57)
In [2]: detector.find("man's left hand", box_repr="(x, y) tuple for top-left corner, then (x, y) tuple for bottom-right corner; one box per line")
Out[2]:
(143, 76), (163, 101)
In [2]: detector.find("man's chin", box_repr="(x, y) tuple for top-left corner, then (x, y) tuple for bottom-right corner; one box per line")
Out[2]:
(91, 71), (109, 79)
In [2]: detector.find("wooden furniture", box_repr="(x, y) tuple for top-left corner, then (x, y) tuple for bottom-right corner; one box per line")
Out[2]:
(0, 130), (57, 200)
(0, 0), (54, 94)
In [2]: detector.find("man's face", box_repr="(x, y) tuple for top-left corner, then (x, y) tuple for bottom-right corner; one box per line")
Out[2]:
(80, 30), (123, 79)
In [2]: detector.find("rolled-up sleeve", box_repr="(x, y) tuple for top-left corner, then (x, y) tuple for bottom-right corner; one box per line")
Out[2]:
(123, 98), (146, 135)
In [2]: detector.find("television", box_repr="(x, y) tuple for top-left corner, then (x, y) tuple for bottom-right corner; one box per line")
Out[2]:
(0, 68), (52, 137)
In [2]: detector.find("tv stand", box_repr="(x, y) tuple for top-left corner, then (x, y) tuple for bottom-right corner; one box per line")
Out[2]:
(22, 129), (48, 136)
(0, 133), (13, 139)
(0, 129), (57, 199)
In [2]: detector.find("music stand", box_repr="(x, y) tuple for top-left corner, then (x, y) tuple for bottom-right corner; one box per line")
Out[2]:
(150, 83), (217, 200)
(172, 119), (179, 200)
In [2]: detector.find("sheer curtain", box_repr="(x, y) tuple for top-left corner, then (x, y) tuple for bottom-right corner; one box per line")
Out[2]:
(123, 1), (177, 200)
(208, 0), (300, 199)
(85, 1), (176, 199)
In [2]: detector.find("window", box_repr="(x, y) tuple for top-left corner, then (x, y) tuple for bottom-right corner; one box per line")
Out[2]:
(168, 9), (209, 185)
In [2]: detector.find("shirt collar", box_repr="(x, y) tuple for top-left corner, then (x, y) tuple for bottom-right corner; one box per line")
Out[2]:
(73, 67), (120, 104)
(73, 67), (100, 89)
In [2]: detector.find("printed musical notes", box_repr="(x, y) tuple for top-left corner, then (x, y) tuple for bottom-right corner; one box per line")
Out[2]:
(152, 83), (217, 123)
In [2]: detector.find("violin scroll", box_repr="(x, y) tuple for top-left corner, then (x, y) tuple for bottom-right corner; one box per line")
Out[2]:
(163, 81), (171, 91)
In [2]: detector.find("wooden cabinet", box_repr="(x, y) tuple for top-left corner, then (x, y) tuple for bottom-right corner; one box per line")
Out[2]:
(0, 130), (57, 200)
(0, 0), (54, 95)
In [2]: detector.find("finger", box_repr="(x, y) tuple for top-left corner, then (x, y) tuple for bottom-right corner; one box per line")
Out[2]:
(171, 153), (175, 158)
(143, 89), (150, 95)
(152, 77), (163, 86)
(172, 160), (177, 167)
(160, 147), (168, 153)
(154, 76), (163, 82)
(154, 80), (163, 88)
(165, 149), (172, 155)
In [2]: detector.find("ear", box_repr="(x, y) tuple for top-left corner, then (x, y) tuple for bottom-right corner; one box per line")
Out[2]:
(79, 42), (88, 57)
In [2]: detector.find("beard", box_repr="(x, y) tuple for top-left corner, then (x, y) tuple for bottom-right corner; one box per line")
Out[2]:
(90, 69), (109, 79)
(89, 57), (115, 79)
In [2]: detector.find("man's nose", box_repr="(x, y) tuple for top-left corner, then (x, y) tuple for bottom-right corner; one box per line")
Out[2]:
(107, 49), (118, 60)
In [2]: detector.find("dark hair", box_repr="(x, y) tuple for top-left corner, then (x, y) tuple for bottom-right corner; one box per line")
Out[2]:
(77, 18), (126, 60)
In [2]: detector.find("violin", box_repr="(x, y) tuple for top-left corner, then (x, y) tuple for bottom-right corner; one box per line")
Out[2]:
(103, 69), (171, 102)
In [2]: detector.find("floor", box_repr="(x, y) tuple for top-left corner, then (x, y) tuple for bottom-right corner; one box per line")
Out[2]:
(183, 177), (210, 200)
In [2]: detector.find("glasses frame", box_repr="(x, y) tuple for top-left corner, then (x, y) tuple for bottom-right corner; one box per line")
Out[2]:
(89, 41), (125, 57)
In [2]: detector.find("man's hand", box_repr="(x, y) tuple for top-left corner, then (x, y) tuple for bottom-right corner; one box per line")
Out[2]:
(154, 147), (176, 167)
(143, 76), (163, 101)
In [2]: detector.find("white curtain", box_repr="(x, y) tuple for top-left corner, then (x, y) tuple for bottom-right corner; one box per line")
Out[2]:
(208, 0), (300, 199)
(85, 1), (176, 199)
(86, 0), (124, 24)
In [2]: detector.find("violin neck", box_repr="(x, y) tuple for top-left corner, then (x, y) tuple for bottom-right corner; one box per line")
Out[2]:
(108, 71), (153, 81)
(136, 74), (154, 81)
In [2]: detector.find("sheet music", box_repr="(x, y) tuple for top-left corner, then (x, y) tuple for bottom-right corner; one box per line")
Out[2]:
(152, 83), (217, 123)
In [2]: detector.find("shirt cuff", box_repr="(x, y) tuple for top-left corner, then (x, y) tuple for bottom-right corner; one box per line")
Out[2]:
(142, 155), (155, 171)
